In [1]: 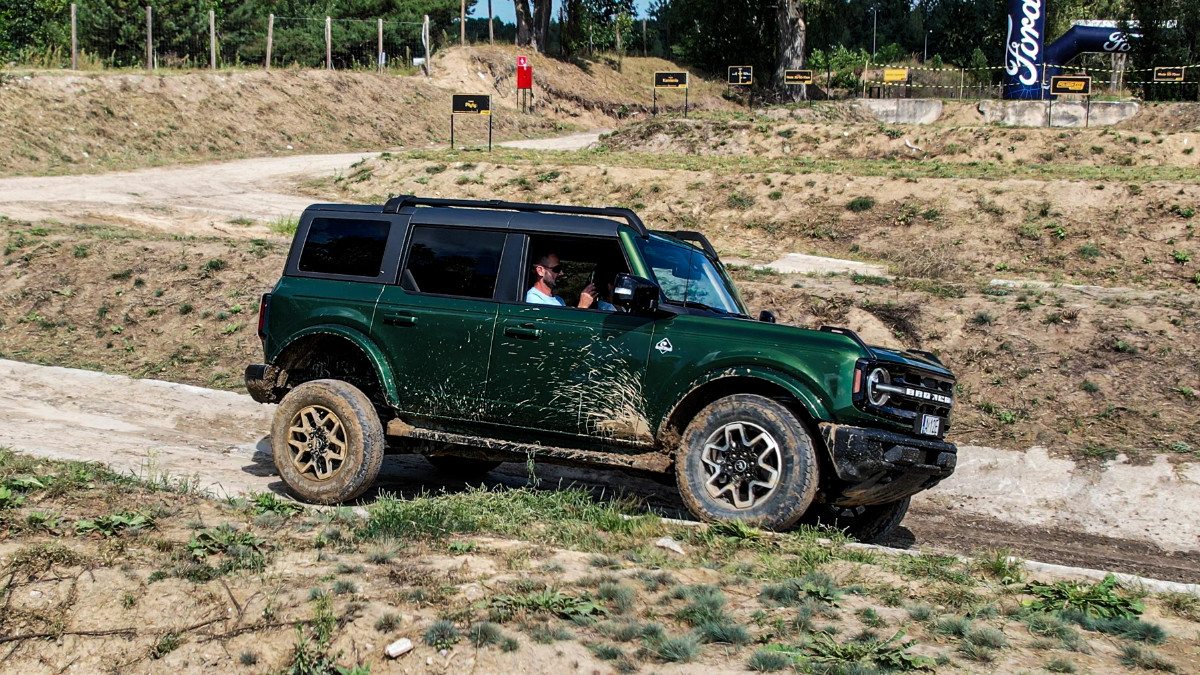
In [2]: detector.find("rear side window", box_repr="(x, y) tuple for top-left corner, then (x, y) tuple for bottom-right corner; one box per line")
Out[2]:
(298, 218), (391, 277)
(401, 226), (505, 299)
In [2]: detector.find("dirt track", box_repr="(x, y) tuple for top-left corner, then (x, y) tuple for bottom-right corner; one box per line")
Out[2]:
(1, 358), (1195, 584)
(0, 152), (376, 236)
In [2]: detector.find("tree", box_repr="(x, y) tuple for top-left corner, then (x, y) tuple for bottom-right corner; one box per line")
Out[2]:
(1124, 0), (1200, 100)
(775, 0), (805, 99)
(514, 0), (552, 51)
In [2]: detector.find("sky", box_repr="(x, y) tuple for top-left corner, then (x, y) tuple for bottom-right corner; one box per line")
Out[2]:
(470, 1), (656, 24)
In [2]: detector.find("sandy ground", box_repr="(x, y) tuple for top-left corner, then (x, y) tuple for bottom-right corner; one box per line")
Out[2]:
(1, 358), (1196, 584)
(0, 152), (377, 236)
(498, 131), (607, 150)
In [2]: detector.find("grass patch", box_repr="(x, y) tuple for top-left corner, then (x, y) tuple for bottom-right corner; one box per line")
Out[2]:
(847, 196), (876, 212)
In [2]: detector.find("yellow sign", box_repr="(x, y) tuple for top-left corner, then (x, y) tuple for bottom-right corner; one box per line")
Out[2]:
(1154, 67), (1186, 82)
(1049, 76), (1092, 95)
(883, 68), (909, 83)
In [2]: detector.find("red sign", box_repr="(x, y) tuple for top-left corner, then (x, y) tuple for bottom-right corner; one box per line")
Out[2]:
(516, 64), (533, 90)
(517, 55), (528, 67)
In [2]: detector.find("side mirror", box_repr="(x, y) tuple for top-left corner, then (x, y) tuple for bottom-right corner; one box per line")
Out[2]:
(612, 273), (660, 313)
(759, 310), (777, 323)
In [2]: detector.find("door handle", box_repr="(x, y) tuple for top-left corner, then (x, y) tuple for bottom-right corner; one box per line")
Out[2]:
(383, 312), (418, 327)
(504, 323), (543, 339)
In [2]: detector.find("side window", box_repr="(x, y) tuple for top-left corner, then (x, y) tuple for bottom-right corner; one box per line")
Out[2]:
(401, 226), (505, 299)
(525, 235), (629, 310)
(298, 218), (390, 277)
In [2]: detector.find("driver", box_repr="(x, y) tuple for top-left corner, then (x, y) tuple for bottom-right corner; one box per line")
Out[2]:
(526, 253), (595, 308)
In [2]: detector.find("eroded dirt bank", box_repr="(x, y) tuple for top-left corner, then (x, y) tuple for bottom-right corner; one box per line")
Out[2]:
(1, 359), (1195, 583)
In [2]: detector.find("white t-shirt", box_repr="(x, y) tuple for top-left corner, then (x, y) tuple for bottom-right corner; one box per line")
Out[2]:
(525, 287), (565, 306)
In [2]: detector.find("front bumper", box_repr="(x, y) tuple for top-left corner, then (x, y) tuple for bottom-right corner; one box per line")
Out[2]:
(819, 422), (957, 506)
(245, 364), (284, 403)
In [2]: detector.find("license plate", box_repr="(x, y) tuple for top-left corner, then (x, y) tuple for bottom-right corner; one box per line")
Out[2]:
(918, 414), (942, 437)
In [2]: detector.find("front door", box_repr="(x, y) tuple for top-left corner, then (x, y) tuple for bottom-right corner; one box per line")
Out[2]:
(488, 304), (657, 443)
(485, 234), (657, 444)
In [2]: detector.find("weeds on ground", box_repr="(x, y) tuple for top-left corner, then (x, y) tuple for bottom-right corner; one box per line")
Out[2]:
(1024, 574), (1143, 618)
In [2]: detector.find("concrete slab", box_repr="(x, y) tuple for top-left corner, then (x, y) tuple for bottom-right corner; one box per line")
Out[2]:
(977, 100), (1139, 127)
(858, 98), (944, 125)
(728, 253), (890, 277)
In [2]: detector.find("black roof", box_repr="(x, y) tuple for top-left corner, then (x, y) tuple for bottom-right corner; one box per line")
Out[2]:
(381, 195), (650, 238)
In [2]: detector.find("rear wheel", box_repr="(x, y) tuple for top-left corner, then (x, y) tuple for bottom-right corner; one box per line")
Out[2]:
(675, 394), (819, 531)
(271, 379), (385, 504)
(800, 497), (911, 544)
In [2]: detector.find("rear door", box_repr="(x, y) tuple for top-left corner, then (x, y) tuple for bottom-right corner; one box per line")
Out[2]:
(372, 223), (509, 422)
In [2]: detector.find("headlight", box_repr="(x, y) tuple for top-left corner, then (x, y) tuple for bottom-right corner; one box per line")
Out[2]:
(866, 367), (891, 407)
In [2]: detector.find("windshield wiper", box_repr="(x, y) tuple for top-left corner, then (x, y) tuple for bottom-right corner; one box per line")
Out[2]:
(667, 299), (747, 318)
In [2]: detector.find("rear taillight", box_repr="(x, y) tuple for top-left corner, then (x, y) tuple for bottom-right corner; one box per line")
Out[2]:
(257, 293), (271, 339)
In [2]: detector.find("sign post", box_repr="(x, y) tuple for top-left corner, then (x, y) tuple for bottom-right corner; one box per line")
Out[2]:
(516, 55), (533, 113)
(883, 68), (909, 98)
(451, 94), (493, 151)
(653, 71), (689, 116)
(784, 69), (812, 99)
(728, 66), (753, 108)
(1048, 75), (1092, 127)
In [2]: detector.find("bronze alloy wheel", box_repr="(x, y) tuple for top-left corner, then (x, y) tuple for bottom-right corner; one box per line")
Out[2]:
(286, 405), (348, 481)
(700, 421), (782, 509)
(271, 379), (385, 504)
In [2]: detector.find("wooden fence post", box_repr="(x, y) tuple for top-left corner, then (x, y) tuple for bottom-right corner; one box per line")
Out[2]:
(488, 1), (494, 44)
(377, 18), (383, 72)
(959, 67), (965, 99)
(265, 14), (273, 70)
(70, 4), (77, 70)
(460, 0), (466, 45)
(422, 14), (430, 76)
(325, 16), (332, 70)
(145, 5), (152, 70)
(209, 10), (216, 69)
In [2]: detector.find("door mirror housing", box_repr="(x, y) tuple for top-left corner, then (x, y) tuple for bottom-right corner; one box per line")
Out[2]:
(759, 310), (777, 323)
(612, 273), (660, 313)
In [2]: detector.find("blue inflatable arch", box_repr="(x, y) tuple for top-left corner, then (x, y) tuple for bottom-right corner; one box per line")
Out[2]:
(1004, 0), (1137, 99)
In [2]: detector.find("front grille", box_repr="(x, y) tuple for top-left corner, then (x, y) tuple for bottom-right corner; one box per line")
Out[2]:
(857, 362), (955, 425)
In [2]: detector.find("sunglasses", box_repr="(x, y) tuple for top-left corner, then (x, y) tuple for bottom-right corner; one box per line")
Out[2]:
(538, 264), (564, 273)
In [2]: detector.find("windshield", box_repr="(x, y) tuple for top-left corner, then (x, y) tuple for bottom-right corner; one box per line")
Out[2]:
(638, 236), (749, 316)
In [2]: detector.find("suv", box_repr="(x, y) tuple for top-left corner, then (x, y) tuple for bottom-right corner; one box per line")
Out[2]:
(246, 196), (957, 541)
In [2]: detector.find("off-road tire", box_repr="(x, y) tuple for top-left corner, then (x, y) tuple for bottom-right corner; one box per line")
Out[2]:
(425, 453), (502, 478)
(675, 394), (819, 531)
(800, 497), (911, 544)
(271, 379), (385, 504)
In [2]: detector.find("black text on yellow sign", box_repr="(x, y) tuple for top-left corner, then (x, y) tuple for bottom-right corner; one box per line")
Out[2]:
(784, 69), (813, 85)
(452, 94), (492, 115)
(654, 72), (689, 89)
(1154, 67), (1186, 82)
(727, 66), (753, 86)
(883, 68), (909, 83)
(1049, 76), (1092, 95)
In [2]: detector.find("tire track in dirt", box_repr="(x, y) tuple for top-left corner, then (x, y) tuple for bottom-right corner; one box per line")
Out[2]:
(1, 358), (1196, 583)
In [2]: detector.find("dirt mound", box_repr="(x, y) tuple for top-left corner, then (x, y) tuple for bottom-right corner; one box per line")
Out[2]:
(598, 115), (1200, 169)
(0, 48), (736, 177)
(430, 45), (733, 120)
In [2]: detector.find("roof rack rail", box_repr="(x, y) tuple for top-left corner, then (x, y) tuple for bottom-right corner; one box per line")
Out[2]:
(382, 195), (649, 238)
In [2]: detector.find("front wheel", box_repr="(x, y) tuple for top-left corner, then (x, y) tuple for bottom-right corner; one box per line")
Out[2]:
(799, 497), (911, 544)
(675, 394), (819, 531)
(271, 379), (385, 504)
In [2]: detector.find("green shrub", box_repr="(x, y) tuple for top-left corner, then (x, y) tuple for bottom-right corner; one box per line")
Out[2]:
(847, 196), (876, 212)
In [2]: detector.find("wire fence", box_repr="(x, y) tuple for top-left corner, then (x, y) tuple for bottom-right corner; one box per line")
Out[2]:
(859, 62), (1200, 101)
(42, 2), (428, 71)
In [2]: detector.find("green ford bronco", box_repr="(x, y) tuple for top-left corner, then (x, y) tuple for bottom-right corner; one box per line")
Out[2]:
(246, 196), (957, 541)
